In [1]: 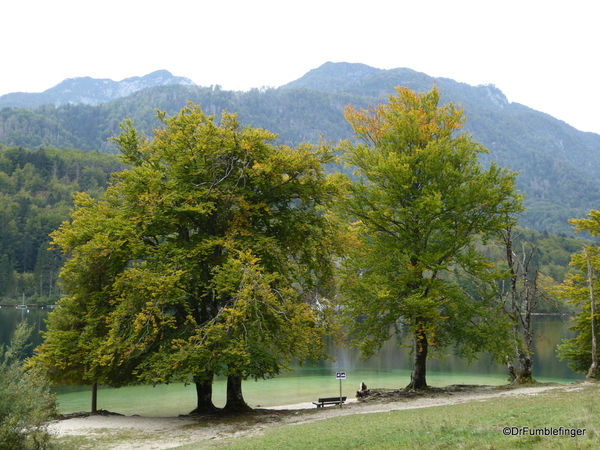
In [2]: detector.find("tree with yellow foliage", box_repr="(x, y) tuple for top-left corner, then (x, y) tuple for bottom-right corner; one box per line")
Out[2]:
(33, 104), (342, 413)
(557, 211), (600, 380)
(337, 86), (523, 389)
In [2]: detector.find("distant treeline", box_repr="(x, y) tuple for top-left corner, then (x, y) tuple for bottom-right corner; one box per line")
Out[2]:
(0, 145), (125, 303)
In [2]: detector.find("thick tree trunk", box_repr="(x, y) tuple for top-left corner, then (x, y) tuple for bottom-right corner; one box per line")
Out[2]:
(406, 327), (428, 390)
(517, 349), (533, 381)
(506, 359), (517, 382)
(518, 305), (534, 382)
(91, 382), (98, 413)
(223, 375), (252, 413)
(189, 374), (217, 414)
(513, 304), (534, 383)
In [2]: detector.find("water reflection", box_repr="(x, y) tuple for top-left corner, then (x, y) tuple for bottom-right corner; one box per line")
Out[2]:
(299, 315), (579, 382)
(0, 306), (48, 356)
(0, 308), (584, 414)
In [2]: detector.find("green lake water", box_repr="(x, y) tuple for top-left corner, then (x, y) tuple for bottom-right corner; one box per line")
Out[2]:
(0, 306), (582, 416)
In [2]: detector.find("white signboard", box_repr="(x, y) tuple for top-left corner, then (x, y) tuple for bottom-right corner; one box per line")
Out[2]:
(336, 372), (346, 379)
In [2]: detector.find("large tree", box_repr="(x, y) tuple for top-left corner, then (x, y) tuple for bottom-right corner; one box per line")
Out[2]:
(35, 104), (341, 413)
(337, 86), (523, 389)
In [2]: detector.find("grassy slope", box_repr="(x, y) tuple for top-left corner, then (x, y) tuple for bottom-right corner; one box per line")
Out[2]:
(187, 384), (600, 450)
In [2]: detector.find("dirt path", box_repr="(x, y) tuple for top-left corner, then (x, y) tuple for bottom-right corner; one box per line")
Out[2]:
(48, 383), (581, 450)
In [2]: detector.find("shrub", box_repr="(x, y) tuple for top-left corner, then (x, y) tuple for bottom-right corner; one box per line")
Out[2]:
(0, 321), (57, 450)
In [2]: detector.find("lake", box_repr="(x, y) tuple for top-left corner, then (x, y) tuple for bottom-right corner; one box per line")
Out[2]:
(0, 306), (583, 416)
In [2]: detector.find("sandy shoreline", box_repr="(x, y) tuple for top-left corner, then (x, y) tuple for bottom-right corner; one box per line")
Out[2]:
(48, 384), (579, 450)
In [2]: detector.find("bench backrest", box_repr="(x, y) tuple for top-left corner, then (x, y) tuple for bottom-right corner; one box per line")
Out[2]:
(317, 397), (347, 402)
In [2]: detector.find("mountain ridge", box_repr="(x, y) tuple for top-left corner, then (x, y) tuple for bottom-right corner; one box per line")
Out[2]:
(0, 70), (195, 109)
(1, 62), (599, 236)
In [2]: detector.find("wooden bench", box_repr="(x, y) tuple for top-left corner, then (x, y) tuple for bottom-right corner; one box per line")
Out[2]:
(312, 396), (347, 408)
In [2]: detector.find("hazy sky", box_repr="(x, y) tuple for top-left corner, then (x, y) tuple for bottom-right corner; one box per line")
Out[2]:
(3, 1), (598, 133)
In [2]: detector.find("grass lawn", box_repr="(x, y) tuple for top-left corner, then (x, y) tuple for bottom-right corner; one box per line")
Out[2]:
(180, 384), (600, 450)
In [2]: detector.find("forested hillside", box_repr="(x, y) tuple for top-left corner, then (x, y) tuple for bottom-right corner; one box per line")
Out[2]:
(0, 140), (590, 309)
(1, 63), (599, 236)
(0, 145), (125, 303)
(0, 85), (356, 153)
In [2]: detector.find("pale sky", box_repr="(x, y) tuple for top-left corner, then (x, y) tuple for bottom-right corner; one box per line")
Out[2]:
(2, 0), (598, 134)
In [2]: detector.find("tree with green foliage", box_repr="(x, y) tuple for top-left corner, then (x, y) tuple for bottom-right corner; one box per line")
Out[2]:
(0, 321), (57, 450)
(35, 104), (341, 413)
(336, 86), (523, 390)
(556, 211), (600, 379)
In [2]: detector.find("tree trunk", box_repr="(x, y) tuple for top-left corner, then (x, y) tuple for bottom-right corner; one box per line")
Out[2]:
(189, 374), (217, 414)
(91, 382), (98, 414)
(223, 375), (253, 413)
(517, 348), (533, 381)
(517, 291), (534, 381)
(406, 327), (428, 390)
(503, 227), (536, 384)
(585, 248), (598, 380)
(506, 359), (517, 382)
(503, 227), (522, 383)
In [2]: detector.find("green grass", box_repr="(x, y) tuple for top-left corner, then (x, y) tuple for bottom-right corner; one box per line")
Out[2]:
(182, 384), (600, 450)
(54, 384), (600, 450)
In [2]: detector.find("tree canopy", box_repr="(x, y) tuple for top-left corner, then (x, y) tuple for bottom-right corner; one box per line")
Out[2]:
(336, 86), (523, 389)
(32, 104), (342, 413)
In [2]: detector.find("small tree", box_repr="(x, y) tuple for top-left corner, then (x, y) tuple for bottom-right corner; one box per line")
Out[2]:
(556, 211), (600, 379)
(1, 322), (57, 450)
(337, 86), (523, 389)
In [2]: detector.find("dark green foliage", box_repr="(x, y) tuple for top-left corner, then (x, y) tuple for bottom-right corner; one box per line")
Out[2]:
(0, 321), (57, 450)
(0, 145), (125, 303)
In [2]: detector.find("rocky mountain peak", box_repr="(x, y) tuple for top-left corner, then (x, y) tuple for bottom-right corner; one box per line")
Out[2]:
(0, 70), (196, 109)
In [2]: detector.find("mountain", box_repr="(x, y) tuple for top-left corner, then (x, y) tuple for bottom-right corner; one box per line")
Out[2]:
(280, 63), (600, 236)
(1, 62), (600, 236)
(0, 70), (195, 109)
